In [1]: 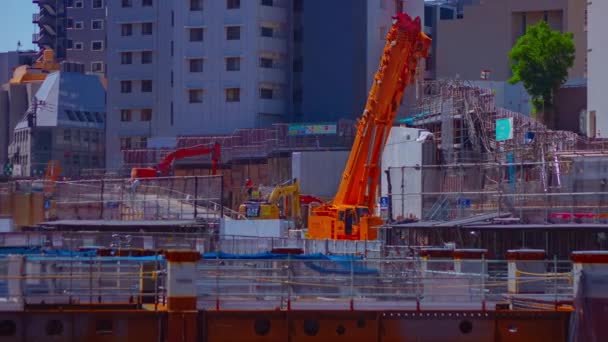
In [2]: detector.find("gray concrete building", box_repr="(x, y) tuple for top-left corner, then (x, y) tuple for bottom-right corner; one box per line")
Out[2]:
(8, 66), (106, 177)
(65, 0), (107, 75)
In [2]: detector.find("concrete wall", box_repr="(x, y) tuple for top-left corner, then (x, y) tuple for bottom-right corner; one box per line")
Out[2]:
(381, 127), (437, 220)
(292, 151), (349, 199)
(436, 0), (584, 82)
(588, 0), (608, 137)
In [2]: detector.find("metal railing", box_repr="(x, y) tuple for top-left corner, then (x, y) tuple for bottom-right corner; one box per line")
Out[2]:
(0, 255), (166, 310)
(196, 258), (574, 311)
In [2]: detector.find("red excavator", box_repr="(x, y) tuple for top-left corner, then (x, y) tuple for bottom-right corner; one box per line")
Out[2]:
(130, 142), (220, 178)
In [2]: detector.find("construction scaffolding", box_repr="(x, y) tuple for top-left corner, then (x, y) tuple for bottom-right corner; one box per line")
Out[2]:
(389, 80), (607, 223)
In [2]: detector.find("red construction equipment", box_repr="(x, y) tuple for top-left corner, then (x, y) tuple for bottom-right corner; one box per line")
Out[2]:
(130, 142), (220, 178)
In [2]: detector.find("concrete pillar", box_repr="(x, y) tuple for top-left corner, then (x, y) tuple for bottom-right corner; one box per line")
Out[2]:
(454, 249), (488, 274)
(164, 250), (200, 342)
(571, 250), (608, 296)
(507, 249), (546, 294)
(420, 247), (454, 272)
(420, 248), (454, 302)
(7, 255), (24, 310)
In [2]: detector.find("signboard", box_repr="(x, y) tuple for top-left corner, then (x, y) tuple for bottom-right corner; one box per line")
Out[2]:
(3, 163), (12, 177)
(380, 196), (389, 208)
(288, 123), (337, 136)
(457, 198), (471, 209)
(496, 118), (513, 141)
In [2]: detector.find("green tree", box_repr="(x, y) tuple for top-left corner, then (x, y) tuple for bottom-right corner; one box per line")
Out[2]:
(508, 21), (575, 129)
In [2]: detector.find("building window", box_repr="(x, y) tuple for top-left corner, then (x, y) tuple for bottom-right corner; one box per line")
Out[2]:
(260, 57), (273, 68)
(121, 109), (132, 122)
(122, 0), (132, 7)
(260, 26), (273, 37)
(64, 129), (71, 142)
(261, 0), (273, 6)
(65, 110), (77, 121)
(226, 57), (240, 71)
(84, 111), (95, 122)
(141, 51), (152, 64)
(260, 87), (273, 99)
(189, 28), (204, 41)
(74, 42), (84, 50)
(75, 0), (84, 8)
(121, 81), (132, 93)
(92, 155), (99, 167)
(121, 52), (132, 64)
(142, 0), (152, 6)
(93, 0), (104, 9)
(189, 59), (204, 72)
(141, 23), (153, 35)
(92, 19), (103, 30)
(225, 88), (240, 102)
(227, 0), (240, 9)
(75, 111), (85, 121)
(141, 80), (153, 92)
(66, 18), (74, 29)
(226, 26), (240, 40)
(91, 41), (104, 51)
(75, 21), (84, 29)
(140, 108), (152, 121)
(94, 112), (104, 123)
(189, 89), (203, 103)
(91, 61), (104, 72)
(120, 137), (132, 150)
(190, 0), (202, 11)
(121, 23), (133, 36)
(67, 40), (74, 49)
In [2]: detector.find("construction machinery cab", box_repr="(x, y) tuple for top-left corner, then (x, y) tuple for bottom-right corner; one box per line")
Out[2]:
(238, 178), (300, 221)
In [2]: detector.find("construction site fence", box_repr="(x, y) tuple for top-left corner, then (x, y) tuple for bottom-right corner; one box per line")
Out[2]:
(387, 160), (608, 223)
(0, 254), (166, 310)
(0, 255), (573, 312)
(196, 258), (573, 311)
(9, 176), (231, 221)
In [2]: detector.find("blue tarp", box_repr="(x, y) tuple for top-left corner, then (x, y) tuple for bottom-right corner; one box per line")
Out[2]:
(202, 251), (378, 275)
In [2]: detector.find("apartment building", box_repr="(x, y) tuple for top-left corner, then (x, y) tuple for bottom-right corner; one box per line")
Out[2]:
(65, 0), (107, 75)
(105, 0), (424, 170)
(32, 0), (68, 59)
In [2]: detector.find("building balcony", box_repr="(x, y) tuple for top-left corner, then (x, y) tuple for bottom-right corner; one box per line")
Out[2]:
(259, 3), (288, 22)
(258, 37), (287, 53)
(258, 67), (286, 84)
(32, 33), (52, 47)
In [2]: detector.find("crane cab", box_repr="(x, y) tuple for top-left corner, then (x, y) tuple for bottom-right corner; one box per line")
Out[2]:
(308, 205), (381, 240)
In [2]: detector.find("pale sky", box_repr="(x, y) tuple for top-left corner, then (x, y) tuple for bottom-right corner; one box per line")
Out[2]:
(0, 0), (38, 52)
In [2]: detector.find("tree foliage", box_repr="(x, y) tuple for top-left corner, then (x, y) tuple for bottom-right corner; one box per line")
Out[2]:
(508, 21), (575, 128)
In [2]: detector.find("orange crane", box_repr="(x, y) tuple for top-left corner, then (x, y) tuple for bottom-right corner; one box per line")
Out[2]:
(307, 13), (431, 241)
(130, 142), (220, 178)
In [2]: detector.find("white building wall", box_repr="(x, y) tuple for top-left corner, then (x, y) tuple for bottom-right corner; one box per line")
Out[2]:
(106, 0), (291, 169)
(588, 1), (608, 137)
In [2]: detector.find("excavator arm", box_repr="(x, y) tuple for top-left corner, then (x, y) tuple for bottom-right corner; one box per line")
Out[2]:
(267, 179), (301, 221)
(131, 142), (220, 178)
(307, 13), (431, 241)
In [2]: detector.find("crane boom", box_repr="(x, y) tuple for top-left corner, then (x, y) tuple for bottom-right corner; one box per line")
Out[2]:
(307, 13), (431, 241)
